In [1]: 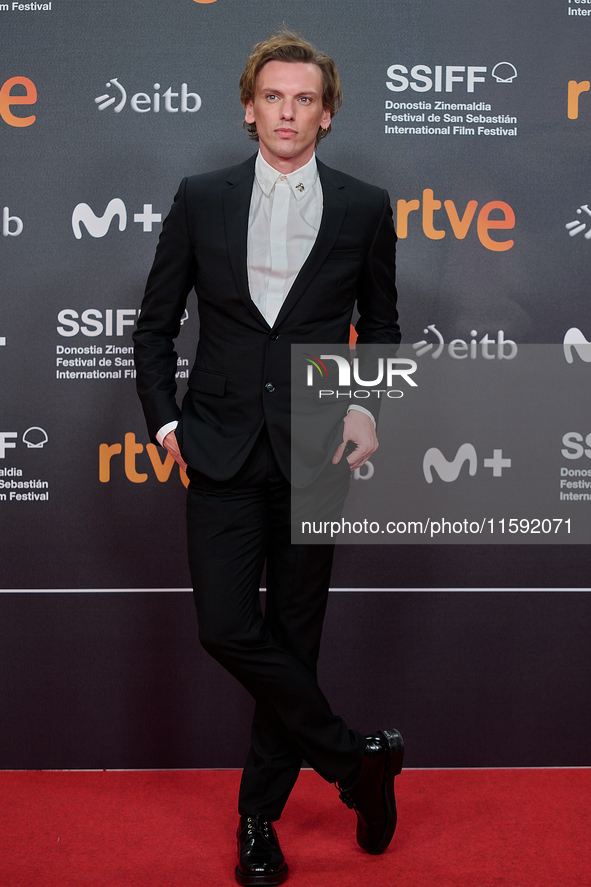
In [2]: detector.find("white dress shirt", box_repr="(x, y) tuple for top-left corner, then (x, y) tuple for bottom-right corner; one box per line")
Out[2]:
(156, 151), (373, 446)
(247, 151), (322, 326)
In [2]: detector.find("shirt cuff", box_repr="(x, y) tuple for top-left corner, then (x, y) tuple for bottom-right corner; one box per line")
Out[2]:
(156, 420), (178, 447)
(347, 405), (376, 428)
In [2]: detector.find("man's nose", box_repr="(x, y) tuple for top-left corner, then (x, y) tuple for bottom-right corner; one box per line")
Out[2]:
(281, 99), (295, 119)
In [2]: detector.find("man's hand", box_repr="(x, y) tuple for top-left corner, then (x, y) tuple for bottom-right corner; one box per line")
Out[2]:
(163, 430), (188, 473)
(332, 410), (378, 471)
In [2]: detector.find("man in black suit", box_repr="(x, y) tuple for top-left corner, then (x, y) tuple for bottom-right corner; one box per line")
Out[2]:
(133, 31), (403, 886)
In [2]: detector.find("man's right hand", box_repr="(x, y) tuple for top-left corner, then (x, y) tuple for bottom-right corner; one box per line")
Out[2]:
(162, 430), (188, 473)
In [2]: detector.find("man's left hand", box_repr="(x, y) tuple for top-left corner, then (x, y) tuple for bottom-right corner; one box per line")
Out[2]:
(332, 410), (378, 471)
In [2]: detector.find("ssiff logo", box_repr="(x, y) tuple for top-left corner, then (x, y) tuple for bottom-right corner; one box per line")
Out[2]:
(0, 427), (48, 458)
(386, 63), (517, 94)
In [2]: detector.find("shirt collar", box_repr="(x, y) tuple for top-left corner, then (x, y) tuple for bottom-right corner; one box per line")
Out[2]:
(255, 151), (318, 201)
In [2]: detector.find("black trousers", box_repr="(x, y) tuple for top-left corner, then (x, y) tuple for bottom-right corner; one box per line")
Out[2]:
(186, 428), (364, 820)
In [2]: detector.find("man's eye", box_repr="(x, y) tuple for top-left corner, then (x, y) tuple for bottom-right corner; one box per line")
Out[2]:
(266, 94), (277, 101)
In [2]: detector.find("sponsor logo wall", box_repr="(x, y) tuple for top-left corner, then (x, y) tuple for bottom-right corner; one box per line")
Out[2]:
(1, 0), (590, 769)
(2, 0), (588, 581)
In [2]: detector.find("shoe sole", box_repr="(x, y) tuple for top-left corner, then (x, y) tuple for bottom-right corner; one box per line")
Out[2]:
(235, 863), (289, 886)
(368, 728), (404, 855)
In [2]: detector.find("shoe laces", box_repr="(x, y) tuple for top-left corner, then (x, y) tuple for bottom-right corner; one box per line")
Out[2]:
(244, 815), (272, 838)
(336, 784), (358, 811)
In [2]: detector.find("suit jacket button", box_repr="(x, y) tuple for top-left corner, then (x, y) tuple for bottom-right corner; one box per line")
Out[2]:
(265, 382), (275, 392)
(270, 334), (279, 340)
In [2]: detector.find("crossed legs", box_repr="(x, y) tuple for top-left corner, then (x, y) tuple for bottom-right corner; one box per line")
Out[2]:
(186, 429), (363, 819)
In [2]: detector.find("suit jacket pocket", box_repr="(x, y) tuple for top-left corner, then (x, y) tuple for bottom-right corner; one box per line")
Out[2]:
(188, 367), (226, 397)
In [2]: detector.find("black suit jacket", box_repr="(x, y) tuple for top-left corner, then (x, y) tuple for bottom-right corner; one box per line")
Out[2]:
(133, 154), (400, 482)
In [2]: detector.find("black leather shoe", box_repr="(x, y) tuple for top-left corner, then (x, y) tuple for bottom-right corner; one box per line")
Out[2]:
(235, 814), (288, 886)
(337, 728), (404, 855)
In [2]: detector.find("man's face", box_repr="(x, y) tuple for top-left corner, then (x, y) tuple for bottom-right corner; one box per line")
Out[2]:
(244, 60), (332, 172)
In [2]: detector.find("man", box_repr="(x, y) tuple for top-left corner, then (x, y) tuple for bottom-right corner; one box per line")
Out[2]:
(133, 31), (403, 886)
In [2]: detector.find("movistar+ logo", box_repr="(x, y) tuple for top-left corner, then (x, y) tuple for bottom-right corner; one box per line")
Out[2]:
(423, 443), (511, 483)
(72, 199), (161, 239)
(563, 327), (591, 363)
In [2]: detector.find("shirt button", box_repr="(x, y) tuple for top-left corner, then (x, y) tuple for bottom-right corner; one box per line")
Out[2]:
(265, 382), (275, 393)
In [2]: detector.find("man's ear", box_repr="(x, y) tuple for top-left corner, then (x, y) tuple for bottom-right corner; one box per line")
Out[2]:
(244, 99), (255, 125)
(320, 106), (331, 130)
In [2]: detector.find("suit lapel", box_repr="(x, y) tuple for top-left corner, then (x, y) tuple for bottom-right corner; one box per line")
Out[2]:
(222, 155), (270, 325)
(273, 159), (348, 328)
(223, 154), (349, 328)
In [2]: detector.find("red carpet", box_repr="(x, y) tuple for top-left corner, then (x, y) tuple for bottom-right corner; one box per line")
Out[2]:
(1, 768), (589, 886)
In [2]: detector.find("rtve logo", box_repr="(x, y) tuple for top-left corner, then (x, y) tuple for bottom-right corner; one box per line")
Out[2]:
(423, 443), (511, 483)
(563, 327), (591, 363)
(95, 78), (201, 114)
(386, 63), (517, 94)
(72, 198), (161, 238)
(99, 433), (189, 486)
(396, 190), (515, 251)
(0, 76), (36, 127)
(567, 79), (590, 119)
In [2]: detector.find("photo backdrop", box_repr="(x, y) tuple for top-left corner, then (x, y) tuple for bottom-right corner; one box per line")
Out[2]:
(1, 0), (590, 769)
